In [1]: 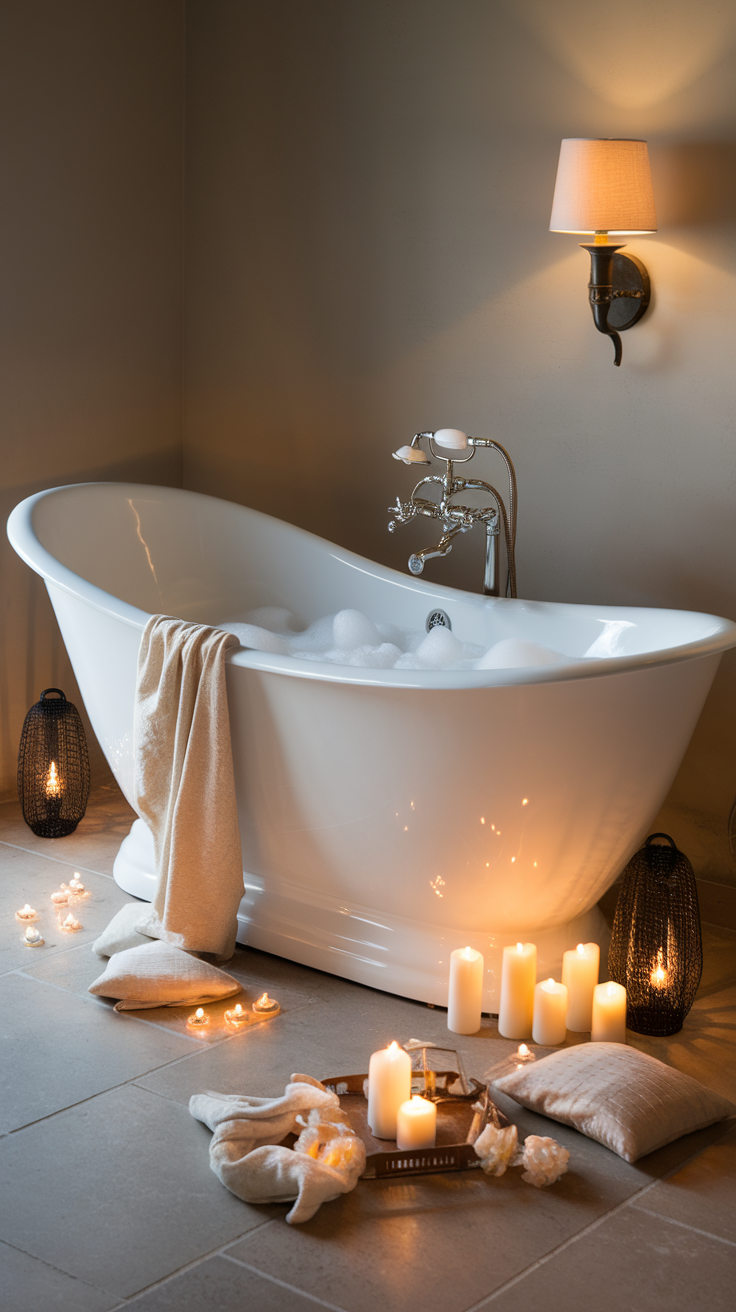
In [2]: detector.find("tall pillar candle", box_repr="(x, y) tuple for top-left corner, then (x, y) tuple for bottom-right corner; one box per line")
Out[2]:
(591, 981), (627, 1043)
(447, 946), (484, 1034)
(532, 978), (568, 1045)
(367, 1041), (412, 1139)
(562, 942), (600, 1031)
(498, 942), (537, 1039)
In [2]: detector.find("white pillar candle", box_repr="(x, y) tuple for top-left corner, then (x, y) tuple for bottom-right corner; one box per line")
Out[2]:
(367, 1041), (412, 1139)
(498, 941), (537, 1038)
(532, 978), (568, 1045)
(447, 946), (484, 1034)
(591, 981), (627, 1043)
(396, 1096), (437, 1150)
(561, 941), (600, 1032)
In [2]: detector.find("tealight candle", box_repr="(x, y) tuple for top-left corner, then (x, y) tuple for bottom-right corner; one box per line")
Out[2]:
(15, 904), (38, 923)
(50, 888), (69, 906)
(591, 981), (627, 1043)
(561, 942), (600, 1032)
(224, 1003), (250, 1030)
(367, 1040), (412, 1139)
(252, 993), (280, 1018)
(514, 1042), (536, 1065)
(447, 946), (484, 1034)
(68, 874), (88, 898)
(396, 1095), (437, 1150)
(59, 913), (82, 933)
(23, 925), (44, 947)
(532, 978), (568, 1045)
(187, 1006), (210, 1030)
(498, 942), (537, 1039)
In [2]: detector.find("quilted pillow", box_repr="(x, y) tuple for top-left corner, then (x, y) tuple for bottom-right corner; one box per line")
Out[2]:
(491, 1042), (734, 1162)
(88, 940), (241, 1011)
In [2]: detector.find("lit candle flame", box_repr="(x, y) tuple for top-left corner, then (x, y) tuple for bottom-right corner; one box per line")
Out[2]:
(258, 993), (271, 1008)
(234, 1004), (243, 1016)
(516, 942), (524, 952)
(196, 1007), (204, 1018)
(518, 1043), (529, 1056)
(576, 943), (585, 955)
(650, 948), (667, 989)
(45, 761), (61, 799)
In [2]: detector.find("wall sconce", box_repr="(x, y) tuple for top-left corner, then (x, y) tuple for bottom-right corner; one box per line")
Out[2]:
(550, 138), (657, 366)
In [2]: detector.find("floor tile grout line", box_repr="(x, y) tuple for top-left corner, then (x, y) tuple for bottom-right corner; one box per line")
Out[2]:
(461, 1175), (666, 1311)
(0, 837), (117, 879)
(0, 1235), (116, 1299)
(629, 1205), (736, 1247)
(101, 1219), (280, 1309)
(222, 1252), (350, 1312)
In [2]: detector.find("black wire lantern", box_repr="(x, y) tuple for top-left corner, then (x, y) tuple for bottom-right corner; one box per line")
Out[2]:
(17, 689), (91, 838)
(608, 833), (702, 1037)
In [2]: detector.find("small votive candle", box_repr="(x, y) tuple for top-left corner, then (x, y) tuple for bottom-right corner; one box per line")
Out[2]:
(15, 904), (38, 923)
(252, 992), (280, 1018)
(50, 888), (69, 906)
(498, 942), (537, 1039)
(224, 1002), (250, 1030)
(68, 874), (89, 898)
(23, 925), (44, 947)
(591, 981), (627, 1043)
(59, 913), (82, 933)
(532, 978), (568, 1045)
(514, 1042), (536, 1065)
(187, 1006), (210, 1031)
(447, 945), (484, 1034)
(562, 941), (600, 1032)
(396, 1096), (437, 1150)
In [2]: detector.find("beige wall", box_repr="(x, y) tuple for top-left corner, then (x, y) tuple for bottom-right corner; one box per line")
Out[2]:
(183, 0), (736, 885)
(0, 1), (184, 795)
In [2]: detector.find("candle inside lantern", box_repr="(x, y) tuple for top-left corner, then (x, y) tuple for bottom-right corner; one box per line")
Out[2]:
(187, 1006), (210, 1030)
(23, 925), (44, 946)
(396, 1095), (437, 1150)
(59, 912), (82, 933)
(591, 981), (627, 1043)
(252, 992), (281, 1017)
(498, 941), (537, 1039)
(15, 904), (38, 922)
(561, 941), (600, 1032)
(447, 945), (484, 1034)
(224, 1002), (250, 1029)
(532, 978), (568, 1045)
(45, 761), (61, 799)
(367, 1040), (412, 1139)
(650, 947), (667, 989)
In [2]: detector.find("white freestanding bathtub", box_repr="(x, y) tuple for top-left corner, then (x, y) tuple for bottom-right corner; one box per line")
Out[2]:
(9, 482), (736, 1008)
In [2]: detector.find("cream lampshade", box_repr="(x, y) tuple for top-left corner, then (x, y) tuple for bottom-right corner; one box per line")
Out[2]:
(550, 138), (657, 236)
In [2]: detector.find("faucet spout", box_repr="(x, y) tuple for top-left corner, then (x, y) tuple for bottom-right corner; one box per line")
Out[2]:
(407, 525), (466, 575)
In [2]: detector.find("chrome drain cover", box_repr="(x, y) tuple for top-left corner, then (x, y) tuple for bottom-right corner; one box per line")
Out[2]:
(426, 609), (452, 632)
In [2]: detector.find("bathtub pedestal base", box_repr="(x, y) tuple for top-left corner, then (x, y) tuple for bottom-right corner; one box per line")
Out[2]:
(114, 819), (611, 1011)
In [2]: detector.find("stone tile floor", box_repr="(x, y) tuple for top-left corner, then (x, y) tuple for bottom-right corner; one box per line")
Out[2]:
(1, 782), (735, 1311)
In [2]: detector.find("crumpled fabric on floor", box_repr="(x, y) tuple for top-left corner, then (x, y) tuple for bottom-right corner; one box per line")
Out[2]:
(189, 1074), (367, 1224)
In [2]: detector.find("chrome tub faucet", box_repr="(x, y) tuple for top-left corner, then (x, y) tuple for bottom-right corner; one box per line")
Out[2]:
(388, 429), (517, 598)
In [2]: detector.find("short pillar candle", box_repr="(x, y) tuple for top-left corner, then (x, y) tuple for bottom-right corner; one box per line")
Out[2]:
(591, 981), (627, 1043)
(562, 942), (600, 1032)
(396, 1096), (437, 1150)
(447, 946), (484, 1034)
(367, 1041), (412, 1139)
(532, 978), (568, 1045)
(498, 942), (537, 1039)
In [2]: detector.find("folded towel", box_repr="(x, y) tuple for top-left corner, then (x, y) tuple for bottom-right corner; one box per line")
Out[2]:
(133, 616), (243, 961)
(190, 1075), (367, 1224)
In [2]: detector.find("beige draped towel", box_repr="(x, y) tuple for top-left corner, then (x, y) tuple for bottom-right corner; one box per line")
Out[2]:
(133, 616), (244, 961)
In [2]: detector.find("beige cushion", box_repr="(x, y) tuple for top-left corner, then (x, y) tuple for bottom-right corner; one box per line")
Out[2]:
(491, 1043), (734, 1163)
(92, 903), (154, 958)
(88, 940), (241, 1011)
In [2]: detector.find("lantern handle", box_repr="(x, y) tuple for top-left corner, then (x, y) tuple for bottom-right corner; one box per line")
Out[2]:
(644, 832), (678, 851)
(39, 689), (67, 702)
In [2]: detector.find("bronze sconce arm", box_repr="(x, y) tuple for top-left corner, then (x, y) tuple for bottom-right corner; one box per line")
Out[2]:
(581, 242), (651, 367)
